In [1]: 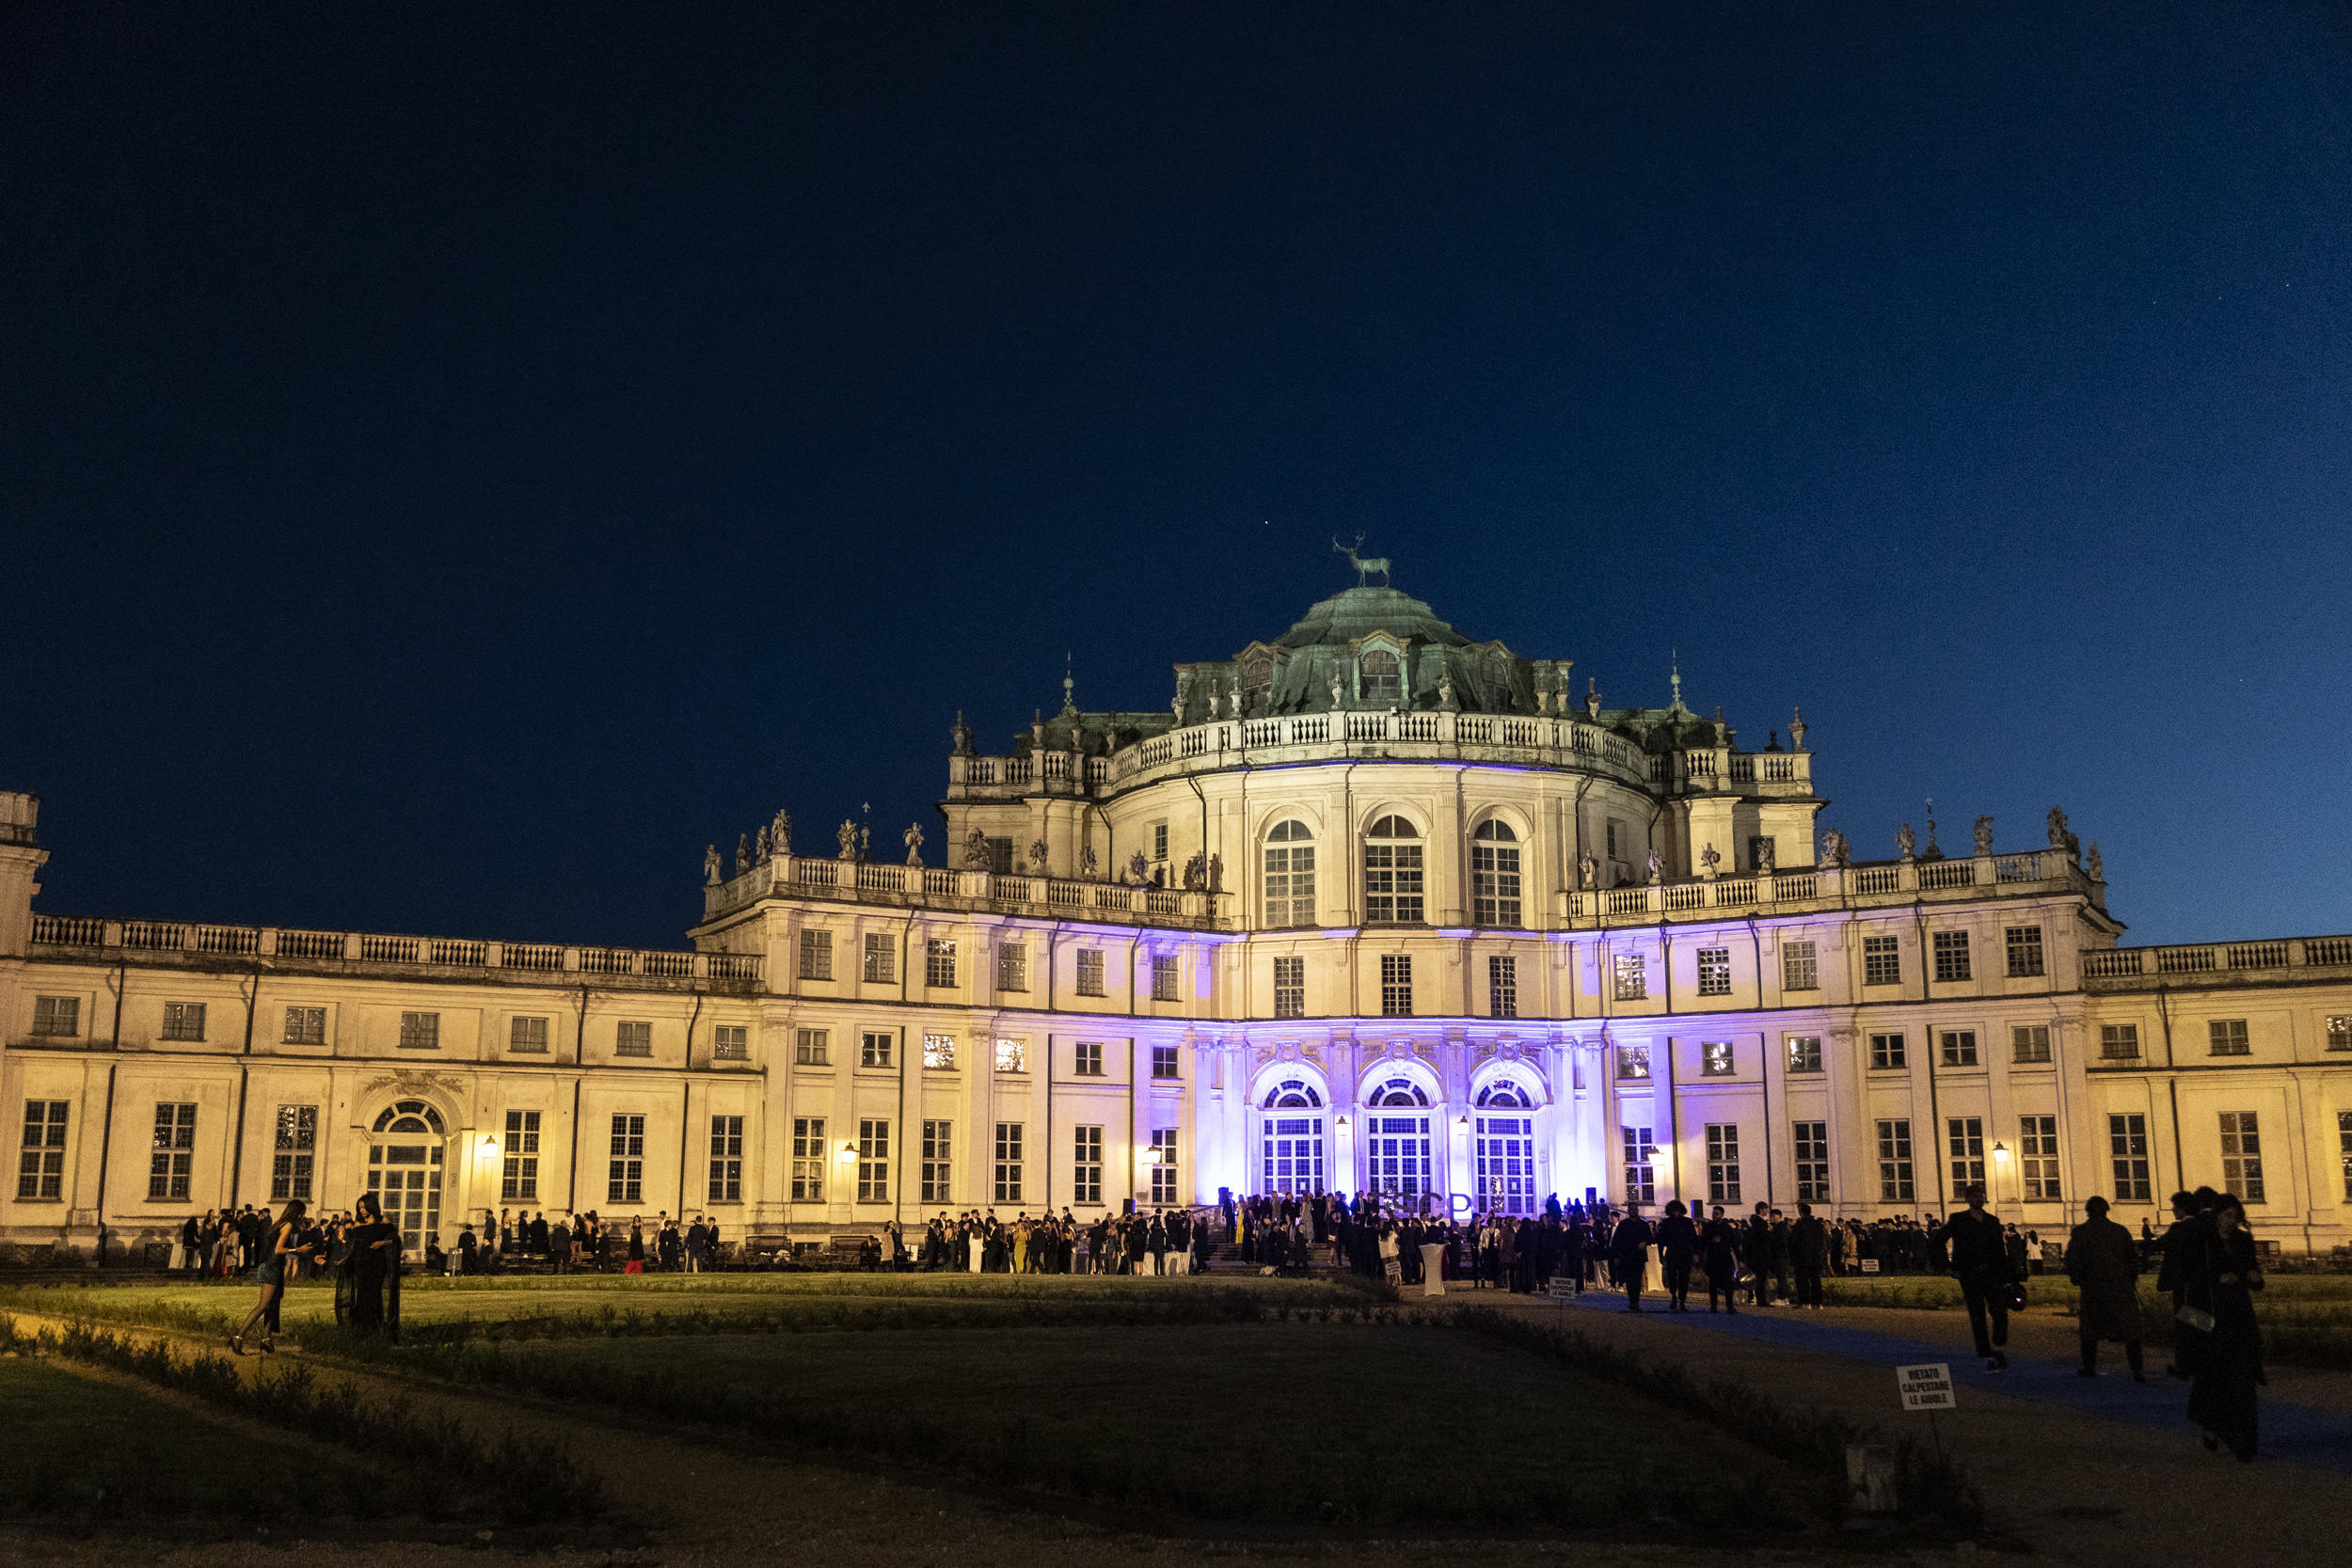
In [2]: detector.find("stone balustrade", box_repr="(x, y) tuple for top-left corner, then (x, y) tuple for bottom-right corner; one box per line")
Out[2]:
(1573, 848), (2091, 925)
(26, 914), (760, 988)
(946, 710), (1813, 800)
(2081, 932), (2352, 989)
(702, 853), (1227, 930)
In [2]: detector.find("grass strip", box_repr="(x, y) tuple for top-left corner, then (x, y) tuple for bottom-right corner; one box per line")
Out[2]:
(0, 1313), (602, 1525)
(1442, 1304), (1983, 1532)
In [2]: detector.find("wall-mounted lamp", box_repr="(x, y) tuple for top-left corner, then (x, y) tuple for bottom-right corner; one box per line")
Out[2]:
(836, 1143), (860, 1166)
(1992, 1142), (2010, 1164)
(479, 1135), (500, 1155)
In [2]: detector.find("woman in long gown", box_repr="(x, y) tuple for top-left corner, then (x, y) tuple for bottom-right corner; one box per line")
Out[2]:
(336, 1193), (403, 1341)
(2185, 1191), (2265, 1461)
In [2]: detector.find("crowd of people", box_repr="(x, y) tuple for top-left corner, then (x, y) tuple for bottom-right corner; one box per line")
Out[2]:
(899, 1209), (1211, 1273)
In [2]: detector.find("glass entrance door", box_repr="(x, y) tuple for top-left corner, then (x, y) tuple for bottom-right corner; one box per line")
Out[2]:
(369, 1143), (443, 1255)
(1364, 1115), (1433, 1209)
(1475, 1116), (1535, 1215)
(1262, 1117), (1324, 1194)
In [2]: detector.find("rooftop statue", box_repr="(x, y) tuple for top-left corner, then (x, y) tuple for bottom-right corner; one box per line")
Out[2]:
(2088, 842), (2104, 880)
(1820, 828), (1850, 867)
(1646, 851), (1662, 885)
(1079, 844), (1098, 879)
(771, 807), (791, 856)
(1579, 854), (1597, 891)
(962, 828), (991, 869)
(1128, 850), (1150, 885)
(1699, 843), (1721, 880)
(1896, 823), (1915, 862)
(1183, 851), (1206, 891)
(1208, 851), (1223, 891)
(1331, 532), (1393, 588)
(1973, 815), (1994, 855)
(1585, 678), (1601, 720)
(903, 823), (924, 867)
(1755, 838), (1775, 874)
(2047, 805), (2080, 860)
(755, 825), (771, 863)
(1027, 838), (1049, 874)
(836, 819), (857, 861)
(704, 845), (721, 885)
(735, 832), (752, 879)
(1789, 705), (1808, 751)
(1438, 673), (1454, 710)
(1328, 668), (1344, 709)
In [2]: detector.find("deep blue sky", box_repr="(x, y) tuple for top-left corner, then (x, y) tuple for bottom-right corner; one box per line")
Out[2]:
(5, 4), (2348, 951)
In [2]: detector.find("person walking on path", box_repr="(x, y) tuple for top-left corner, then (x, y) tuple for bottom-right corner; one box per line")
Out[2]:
(1611, 1206), (1654, 1312)
(230, 1198), (318, 1355)
(1654, 1200), (1698, 1311)
(2184, 1189), (2265, 1461)
(2066, 1195), (2147, 1381)
(1947, 1183), (2012, 1372)
(2155, 1190), (2201, 1378)
(1789, 1203), (1828, 1308)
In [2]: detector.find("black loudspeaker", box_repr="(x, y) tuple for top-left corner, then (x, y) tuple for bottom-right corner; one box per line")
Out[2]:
(1123, 1198), (1136, 1215)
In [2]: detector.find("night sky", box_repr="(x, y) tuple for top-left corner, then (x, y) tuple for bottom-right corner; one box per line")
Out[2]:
(5, 4), (2348, 952)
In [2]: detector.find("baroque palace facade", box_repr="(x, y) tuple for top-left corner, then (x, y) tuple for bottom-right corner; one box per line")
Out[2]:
(5, 577), (2351, 1262)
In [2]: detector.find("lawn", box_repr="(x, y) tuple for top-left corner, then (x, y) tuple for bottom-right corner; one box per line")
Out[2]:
(0, 1354), (389, 1521)
(437, 1320), (1812, 1528)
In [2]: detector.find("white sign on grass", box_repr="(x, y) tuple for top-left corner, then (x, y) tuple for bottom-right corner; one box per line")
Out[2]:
(1897, 1362), (1955, 1411)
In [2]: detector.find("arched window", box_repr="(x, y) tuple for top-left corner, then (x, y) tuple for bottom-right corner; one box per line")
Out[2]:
(1241, 652), (1273, 708)
(1370, 1077), (1429, 1107)
(1476, 1079), (1533, 1108)
(1471, 817), (1522, 927)
(371, 1099), (446, 1135)
(1263, 819), (1316, 927)
(1480, 648), (1515, 709)
(1363, 816), (1424, 923)
(1261, 1078), (1323, 1110)
(1360, 649), (1402, 705)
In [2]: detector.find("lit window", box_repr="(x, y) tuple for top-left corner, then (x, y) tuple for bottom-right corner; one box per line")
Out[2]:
(1470, 819), (1521, 927)
(994, 1037), (1026, 1073)
(713, 1024), (748, 1060)
(1696, 947), (1731, 997)
(2326, 1015), (2351, 1053)
(1700, 1040), (1734, 1077)
(1613, 953), (1646, 1001)
(1362, 816), (1424, 924)
(1786, 1035), (1822, 1073)
(926, 939), (957, 989)
(861, 1031), (893, 1068)
(1617, 1044), (1651, 1080)
(922, 1033), (957, 1069)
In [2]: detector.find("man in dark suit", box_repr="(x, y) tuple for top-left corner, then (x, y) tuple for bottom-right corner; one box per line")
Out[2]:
(1947, 1183), (2011, 1372)
(1611, 1206), (1655, 1312)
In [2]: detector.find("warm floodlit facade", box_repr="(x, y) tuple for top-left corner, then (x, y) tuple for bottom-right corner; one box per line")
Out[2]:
(5, 576), (2351, 1262)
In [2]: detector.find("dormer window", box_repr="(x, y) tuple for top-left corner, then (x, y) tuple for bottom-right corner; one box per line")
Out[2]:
(1241, 652), (1273, 707)
(1360, 649), (1402, 705)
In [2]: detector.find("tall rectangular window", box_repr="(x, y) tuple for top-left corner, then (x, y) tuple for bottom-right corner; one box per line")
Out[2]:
(149, 1103), (195, 1200)
(2012, 1024), (2052, 1064)
(1152, 823), (1168, 863)
(2209, 1020), (2250, 1056)
(1152, 953), (1180, 1002)
(1695, 947), (1731, 997)
(162, 1001), (207, 1041)
(1621, 1125), (1657, 1206)
(1606, 819), (1622, 860)
(997, 942), (1028, 992)
(271, 1104), (317, 1201)
(791, 1117), (825, 1201)
(399, 1011), (439, 1050)
(1150, 1127), (1179, 1204)
(1947, 1116), (1986, 1192)
(1932, 930), (1972, 983)
(1073, 1040), (1104, 1076)
(608, 1114), (644, 1203)
(18, 1101), (68, 1199)
(1786, 1035), (1823, 1073)
(2340, 1112), (2352, 1201)
(1864, 935), (1901, 987)
(709, 1116), (743, 1201)
(796, 1028), (830, 1066)
(1362, 834), (1424, 923)
(858, 1119), (890, 1201)
(1380, 955), (1412, 1017)
(993, 1037), (1026, 1073)
(1705, 1122), (1741, 1204)
(501, 1109), (539, 1202)
(863, 932), (895, 984)
(713, 1024), (748, 1059)
(283, 1006), (326, 1044)
(1616, 1044), (1651, 1080)
(1073, 1125), (1103, 1205)
(615, 1021), (653, 1057)
(510, 1016), (549, 1053)
(1076, 950), (1105, 996)
(799, 930), (833, 980)
(1877, 1118), (1915, 1201)
(922, 1034), (956, 1069)
(1701, 1040), (1734, 1077)
(1792, 1120), (1830, 1201)
(2219, 1112), (2263, 1201)
(1470, 828), (1520, 927)
(1870, 1032), (1907, 1070)
(1152, 1043), (1180, 1079)
(1273, 956), (1306, 1019)
(2326, 1016), (2351, 1053)
(2109, 1113), (2152, 1201)
(860, 1031), (893, 1068)
(926, 939), (957, 989)
(920, 1121), (952, 1203)
(1263, 832), (1316, 927)
(1488, 955), (1518, 1019)
(2100, 1023), (2140, 1059)
(1941, 1030), (1979, 1068)
(1781, 942), (1819, 991)
(2019, 1115), (2061, 1199)
(1613, 953), (1646, 1001)
(993, 1122), (1024, 1203)
(2006, 926), (2045, 978)
(32, 996), (80, 1037)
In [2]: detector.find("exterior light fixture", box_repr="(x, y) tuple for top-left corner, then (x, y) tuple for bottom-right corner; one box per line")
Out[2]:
(836, 1143), (860, 1165)
(1992, 1142), (2010, 1164)
(479, 1135), (499, 1153)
